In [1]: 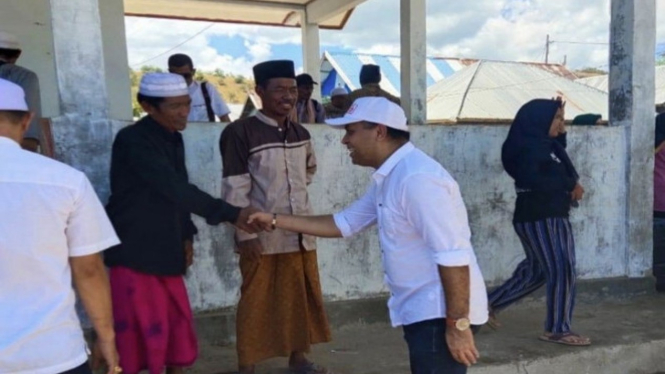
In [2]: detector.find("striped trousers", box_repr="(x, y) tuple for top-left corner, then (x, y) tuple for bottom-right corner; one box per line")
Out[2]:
(488, 218), (576, 334)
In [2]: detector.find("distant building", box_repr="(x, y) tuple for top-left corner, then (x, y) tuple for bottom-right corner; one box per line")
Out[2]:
(319, 51), (578, 98)
(427, 60), (608, 123)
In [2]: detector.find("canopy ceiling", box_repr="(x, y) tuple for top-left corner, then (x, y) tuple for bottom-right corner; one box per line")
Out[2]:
(124, 0), (365, 29)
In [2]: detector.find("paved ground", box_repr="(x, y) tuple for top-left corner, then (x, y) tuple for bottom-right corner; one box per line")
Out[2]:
(186, 291), (665, 374)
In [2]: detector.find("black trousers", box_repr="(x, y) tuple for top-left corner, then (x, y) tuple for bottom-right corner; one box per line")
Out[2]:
(654, 216), (665, 290)
(403, 318), (480, 374)
(60, 363), (92, 374)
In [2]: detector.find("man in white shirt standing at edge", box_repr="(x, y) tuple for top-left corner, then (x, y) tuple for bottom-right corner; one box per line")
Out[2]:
(0, 78), (121, 374)
(168, 53), (232, 122)
(248, 97), (488, 374)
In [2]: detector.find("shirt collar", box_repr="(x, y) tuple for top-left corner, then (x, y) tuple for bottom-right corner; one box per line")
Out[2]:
(255, 110), (293, 129)
(0, 136), (20, 148)
(373, 142), (415, 180)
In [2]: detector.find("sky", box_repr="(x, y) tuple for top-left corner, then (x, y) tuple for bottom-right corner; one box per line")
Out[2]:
(125, 0), (665, 77)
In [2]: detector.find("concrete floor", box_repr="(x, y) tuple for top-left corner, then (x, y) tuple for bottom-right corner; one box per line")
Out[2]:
(187, 291), (665, 374)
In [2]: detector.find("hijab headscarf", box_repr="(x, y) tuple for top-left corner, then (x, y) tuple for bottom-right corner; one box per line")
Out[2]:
(502, 99), (579, 182)
(656, 113), (665, 149)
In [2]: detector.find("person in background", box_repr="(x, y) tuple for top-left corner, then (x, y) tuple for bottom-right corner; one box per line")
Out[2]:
(0, 31), (42, 151)
(292, 73), (326, 124)
(344, 64), (400, 111)
(220, 60), (331, 374)
(104, 73), (260, 374)
(0, 78), (120, 374)
(168, 53), (232, 122)
(571, 113), (602, 126)
(653, 112), (665, 292)
(248, 97), (488, 374)
(324, 87), (348, 119)
(487, 98), (590, 347)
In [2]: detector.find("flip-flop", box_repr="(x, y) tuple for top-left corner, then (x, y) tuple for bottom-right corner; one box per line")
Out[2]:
(538, 332), (591, 346)
(289, 361), (333, 374)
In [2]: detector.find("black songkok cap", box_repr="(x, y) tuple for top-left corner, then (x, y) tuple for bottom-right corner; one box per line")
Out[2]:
(253, 60), (296, 85)
(359, 64), (381, 85)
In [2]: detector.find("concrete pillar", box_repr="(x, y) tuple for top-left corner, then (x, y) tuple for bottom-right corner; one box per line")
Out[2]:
(609, 0), (657, 277)
(49, 0), (114, 198)
(301, 17), (321, 101)
(400, 0), (427, 125)
(99, 0), (133, 120)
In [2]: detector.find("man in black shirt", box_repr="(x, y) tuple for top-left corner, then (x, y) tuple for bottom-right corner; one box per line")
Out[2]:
(104, 73), (260, 374)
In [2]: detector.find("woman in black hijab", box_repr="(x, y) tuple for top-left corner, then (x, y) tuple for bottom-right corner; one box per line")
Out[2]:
(487, 98), (590, 346)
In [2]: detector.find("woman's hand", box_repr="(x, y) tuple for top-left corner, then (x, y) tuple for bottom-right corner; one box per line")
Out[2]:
(571, 183), (585, 201)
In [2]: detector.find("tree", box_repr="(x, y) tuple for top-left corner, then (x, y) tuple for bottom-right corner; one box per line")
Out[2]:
(234, 75), (246, 84)
(140, 65), (163, 73)
(213, 68), (227, 78)
(576, 67), (607, 75)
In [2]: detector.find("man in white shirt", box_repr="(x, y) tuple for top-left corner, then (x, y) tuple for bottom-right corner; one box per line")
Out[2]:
(0, 78), (121, 374)
(168, 53), (231, 122)
(0, 31), (42, 151)
(248, 97), (488, 374)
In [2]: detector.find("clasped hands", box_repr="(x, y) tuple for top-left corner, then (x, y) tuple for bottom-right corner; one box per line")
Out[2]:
(232, 207), (276, 233)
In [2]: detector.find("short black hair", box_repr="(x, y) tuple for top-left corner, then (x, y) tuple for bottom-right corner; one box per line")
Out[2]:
(0, 110), (30, 124)
(137, 93), (165, 109)
(0, 48), (21, 60)
(168, 53), (194, 69)
(363, 121), (410, 141)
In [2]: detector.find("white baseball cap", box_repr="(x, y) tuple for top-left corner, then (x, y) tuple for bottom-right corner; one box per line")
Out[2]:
(325, 96), (408, 132)
(0, 31), (21, 50)
(0, 78), (29, 111)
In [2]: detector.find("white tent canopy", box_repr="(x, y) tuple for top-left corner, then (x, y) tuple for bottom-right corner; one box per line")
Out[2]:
(124, 0), (362, 29)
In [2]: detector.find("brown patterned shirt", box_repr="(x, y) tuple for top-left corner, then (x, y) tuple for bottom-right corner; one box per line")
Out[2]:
(219, 111), (317, 254)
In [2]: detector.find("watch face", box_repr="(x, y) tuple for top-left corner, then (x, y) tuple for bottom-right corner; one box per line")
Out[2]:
(456, 318), (471, 331)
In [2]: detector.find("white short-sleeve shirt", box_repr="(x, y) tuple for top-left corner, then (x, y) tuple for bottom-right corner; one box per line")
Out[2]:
(333, 142), (488, 327)
(0, 137), (120, 374)
(187, 81), (231, 122)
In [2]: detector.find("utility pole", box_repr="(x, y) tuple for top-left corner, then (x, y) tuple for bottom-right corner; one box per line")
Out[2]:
(545, 34), (550, 64)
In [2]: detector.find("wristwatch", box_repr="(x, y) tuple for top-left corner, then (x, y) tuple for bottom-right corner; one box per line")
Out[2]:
(446, 317), (471, 331)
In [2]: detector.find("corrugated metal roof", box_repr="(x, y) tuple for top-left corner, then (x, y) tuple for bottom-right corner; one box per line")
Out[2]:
(320, 51), (471, 96)
(124, 0), (360, 29)
(320, 51), (578, 98)
(427, 60), (609, 123)
(576, 66), (665, 104)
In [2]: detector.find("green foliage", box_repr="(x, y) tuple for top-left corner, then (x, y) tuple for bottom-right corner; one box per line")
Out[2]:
(234, 75), (245, 84)
(577, 67), (607, 75)
(195, 71), (205, 81)
(213, 68), (227, 78)
(140, 65), (163, 73)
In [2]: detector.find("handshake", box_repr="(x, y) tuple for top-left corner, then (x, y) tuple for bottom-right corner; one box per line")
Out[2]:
(232, 207), (276, 233)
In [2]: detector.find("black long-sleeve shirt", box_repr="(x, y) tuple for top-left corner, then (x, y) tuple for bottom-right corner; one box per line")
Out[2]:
(104, 116), (240, 275)
(512, 134), (578, 223)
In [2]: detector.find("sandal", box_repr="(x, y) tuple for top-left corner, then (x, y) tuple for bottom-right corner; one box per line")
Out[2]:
(289, 361), (333, 374)
(538, 332), (591, 346)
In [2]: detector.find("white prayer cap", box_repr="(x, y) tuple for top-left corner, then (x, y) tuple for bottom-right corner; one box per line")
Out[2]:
(0, 78), (29, 111)
(326, 97), (408, 132)
(139, 73), (189, 98)
(331, 87), (348, 97)
(0, 31), (21, 50)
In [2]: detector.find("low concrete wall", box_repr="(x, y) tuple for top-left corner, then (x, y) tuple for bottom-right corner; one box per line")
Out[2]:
(70, 121), (632, 312)
(169, 122), (630, 311)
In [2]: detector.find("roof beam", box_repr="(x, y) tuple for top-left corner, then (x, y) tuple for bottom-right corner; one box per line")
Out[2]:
(305, 0), (364, 24)
(200, 0), (304, 12)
